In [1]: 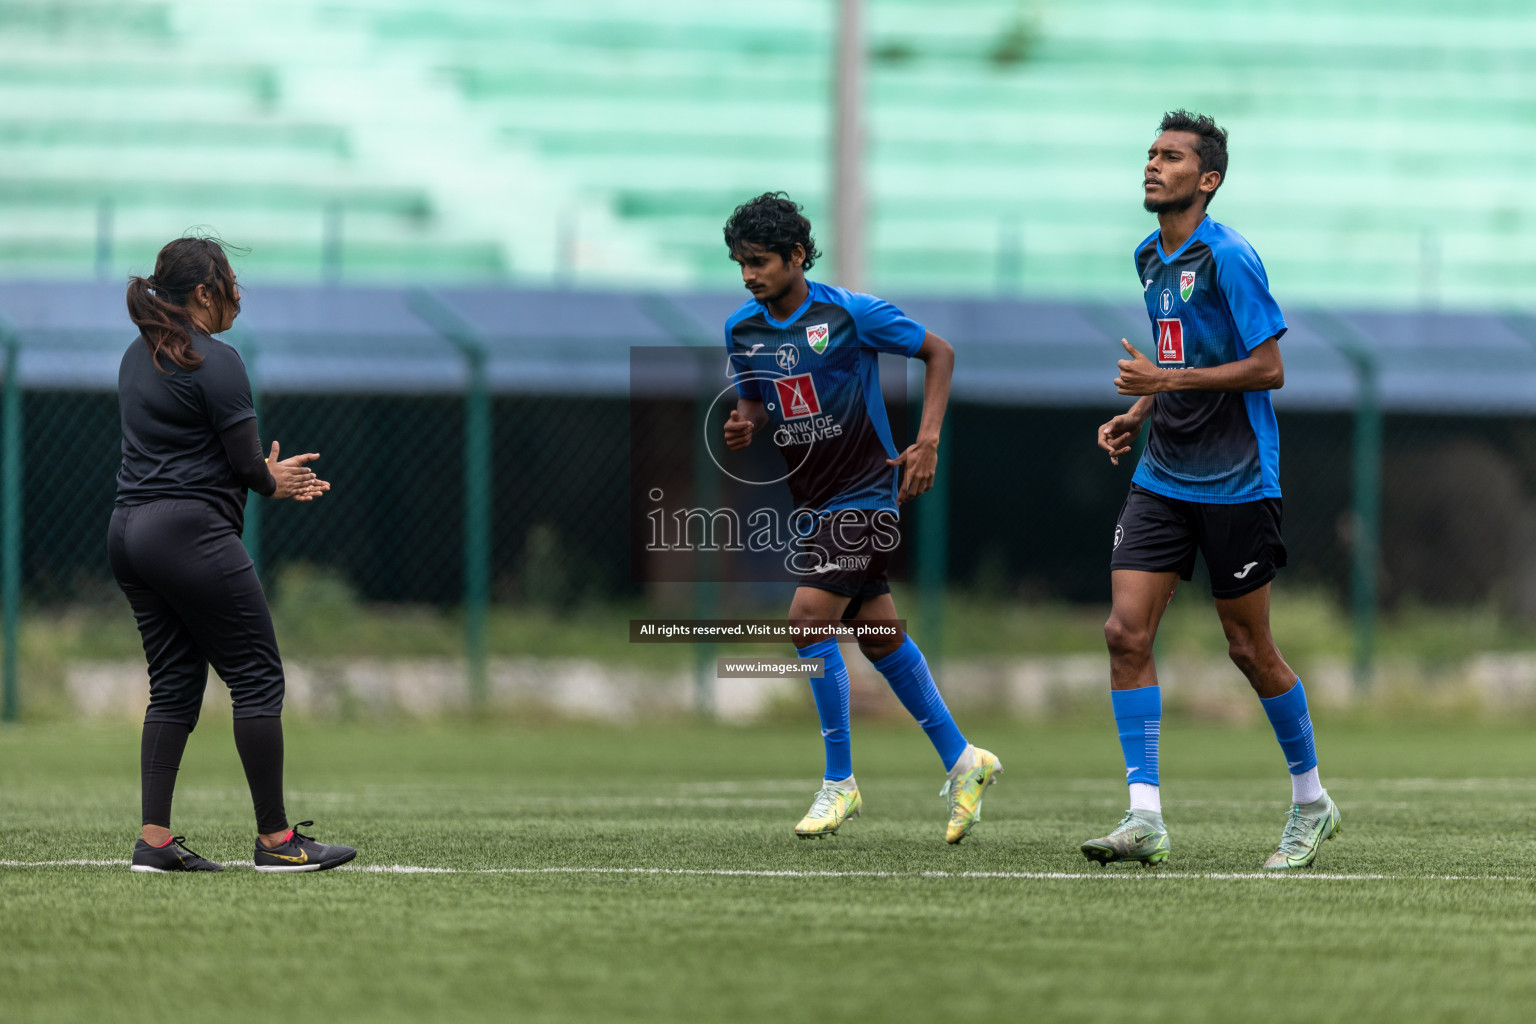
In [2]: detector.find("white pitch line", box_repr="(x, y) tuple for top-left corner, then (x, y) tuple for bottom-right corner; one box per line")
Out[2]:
(0, 860), (1528, 882)
(0, 859), (125, 868)
(353, 867), (1526, 883)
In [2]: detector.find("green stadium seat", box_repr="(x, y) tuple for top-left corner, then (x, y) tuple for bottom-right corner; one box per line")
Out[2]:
(0, 0), (1531, 302)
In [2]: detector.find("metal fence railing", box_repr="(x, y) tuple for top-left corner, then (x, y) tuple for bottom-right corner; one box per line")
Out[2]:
(3, 284), (1535, 720)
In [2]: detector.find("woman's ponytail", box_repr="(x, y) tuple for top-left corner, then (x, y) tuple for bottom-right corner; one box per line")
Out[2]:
(125, 236), (242, 373)
(126, 272), (201, 372)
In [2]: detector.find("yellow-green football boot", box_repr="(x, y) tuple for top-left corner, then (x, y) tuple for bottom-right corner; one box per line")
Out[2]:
(794, 776), (862, 838)
(1081, 809), (1170, 867)
(940, 744), (1003, 844)
(1263, 791), (1341, 870)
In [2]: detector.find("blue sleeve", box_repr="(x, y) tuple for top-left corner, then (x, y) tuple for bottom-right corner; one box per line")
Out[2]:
(723, 320), (762, 401)
(1215, 243), (1287, 351)
(846, 293), (926, 357)
(1132, 231), (1159, 282)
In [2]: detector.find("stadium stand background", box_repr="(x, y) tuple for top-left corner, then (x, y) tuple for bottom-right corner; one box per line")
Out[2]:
(2, 0), (1534, 306)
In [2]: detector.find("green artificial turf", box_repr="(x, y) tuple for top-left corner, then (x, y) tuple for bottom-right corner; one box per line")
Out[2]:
(3, 718), (1535, 1023)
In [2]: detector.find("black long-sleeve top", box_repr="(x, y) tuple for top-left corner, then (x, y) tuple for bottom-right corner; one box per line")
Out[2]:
(115, 327), (276, 532)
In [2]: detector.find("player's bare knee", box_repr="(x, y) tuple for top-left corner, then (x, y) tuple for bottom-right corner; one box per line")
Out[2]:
(1226, 636), (1262, 678)
(858, 638), (900, 662)
(1104, 615), (1152, 661)
(788, 612), (832, 649)
(786, 604), (821, 634)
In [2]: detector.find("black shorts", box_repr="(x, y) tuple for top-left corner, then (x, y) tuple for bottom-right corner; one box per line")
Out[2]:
(791, 508), (896, 600)
(1110, 484), (1287, 600)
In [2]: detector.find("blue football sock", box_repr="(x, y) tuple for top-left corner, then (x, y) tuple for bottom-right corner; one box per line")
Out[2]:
(871, 636), (968, 772)
(799, 639), (852, 781)
(1111, 686), (1161, 786)
(1260, 678), (1318, 775)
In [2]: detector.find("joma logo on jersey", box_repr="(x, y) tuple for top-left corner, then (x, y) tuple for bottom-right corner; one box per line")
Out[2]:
(805, 323), (830, 354)
(1156, 319), (1185, 364)
(774, 373), (822, 420)
(1180, 271), (1196, 301)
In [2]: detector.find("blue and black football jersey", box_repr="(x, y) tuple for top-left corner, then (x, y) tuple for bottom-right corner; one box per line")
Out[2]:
(1132, 216), (1287, 503)
(724, 282), (925, 515)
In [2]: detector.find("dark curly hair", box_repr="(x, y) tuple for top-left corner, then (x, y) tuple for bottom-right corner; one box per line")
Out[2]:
(1158, 109), (1228, 205)
(723, 192), (821, 270)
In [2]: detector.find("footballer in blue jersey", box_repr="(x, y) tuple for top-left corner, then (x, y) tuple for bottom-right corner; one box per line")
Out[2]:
(720, 193), (1000, 843)
(1084, 112), (1341, 871)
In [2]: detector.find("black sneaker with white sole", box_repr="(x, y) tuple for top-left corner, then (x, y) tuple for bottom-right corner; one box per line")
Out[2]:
(131, 836), (224, 873)
(253, 821), (356, 873)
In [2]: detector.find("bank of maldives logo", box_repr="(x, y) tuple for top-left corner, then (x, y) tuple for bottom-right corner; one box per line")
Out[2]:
(774, 373), (822, 419)
(775, 343), (799, 371)
(805, 323), (830, 354)
(1158, 288), (1174, 316)
(1156, 318), (1185, 364)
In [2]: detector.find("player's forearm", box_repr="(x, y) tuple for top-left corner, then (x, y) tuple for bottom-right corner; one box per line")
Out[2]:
(218, 418), (277, 497)
(1156, 338), (1284, 394)
(1157, 363), (1279, 393)
(914, 334), (954, 446)
(1124, 396), (1155, 425)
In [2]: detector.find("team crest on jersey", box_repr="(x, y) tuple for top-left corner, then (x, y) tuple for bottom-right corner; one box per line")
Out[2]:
(1180, 271), (1195, 301)
(773, 373), (822, 420)
(1156, 319), (1185, 365)
(1158, 289), (1174, 316)
(775, 343), (799, 371)
(805, 323), (830, 354)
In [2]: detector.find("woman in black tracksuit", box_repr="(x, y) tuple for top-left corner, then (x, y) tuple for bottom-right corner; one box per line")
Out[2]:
(113, 236), (355, 873)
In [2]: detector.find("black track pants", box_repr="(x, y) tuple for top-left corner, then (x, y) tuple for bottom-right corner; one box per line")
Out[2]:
(140, 720), (191, 827)
(108, 500), (285, 727)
